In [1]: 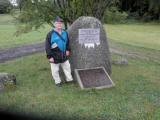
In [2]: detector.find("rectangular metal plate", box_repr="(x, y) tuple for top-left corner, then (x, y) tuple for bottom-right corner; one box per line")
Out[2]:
(74, 67), (115, 89)
(78, 29), (100, 44)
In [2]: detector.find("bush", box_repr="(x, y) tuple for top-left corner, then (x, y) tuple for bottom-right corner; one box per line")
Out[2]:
(103, 7), (128, 24)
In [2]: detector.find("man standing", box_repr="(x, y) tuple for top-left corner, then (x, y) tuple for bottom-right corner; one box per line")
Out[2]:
(45, 16), (73, 87)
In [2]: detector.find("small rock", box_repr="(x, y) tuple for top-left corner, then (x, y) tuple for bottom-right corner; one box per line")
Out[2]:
(112, 58), (128, 65)
(0, 73), (16, 92)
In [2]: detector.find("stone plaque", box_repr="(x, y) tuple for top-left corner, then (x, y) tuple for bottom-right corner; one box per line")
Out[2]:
(74, 67), (115, 89)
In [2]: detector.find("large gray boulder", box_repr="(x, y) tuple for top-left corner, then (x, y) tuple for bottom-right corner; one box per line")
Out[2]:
(0, 73), (16, 92)
(68, 16), (111, 75)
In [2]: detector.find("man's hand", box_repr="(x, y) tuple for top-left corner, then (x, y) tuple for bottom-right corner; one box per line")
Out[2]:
(49, 57), (54, 63)
(66, 51), (70, 56)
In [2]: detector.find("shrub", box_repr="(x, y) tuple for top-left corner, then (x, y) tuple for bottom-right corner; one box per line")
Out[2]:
(103, 7), (128, 24)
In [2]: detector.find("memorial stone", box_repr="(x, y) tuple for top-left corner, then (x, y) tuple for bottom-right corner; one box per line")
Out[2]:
(68, 16), (112, 75)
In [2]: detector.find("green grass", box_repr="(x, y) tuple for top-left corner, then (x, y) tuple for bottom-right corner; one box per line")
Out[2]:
(105, 23), (160, 50)
(0, 14), (14, 24)
(0, 53), (160, 120)
(0, 14), (51, 49)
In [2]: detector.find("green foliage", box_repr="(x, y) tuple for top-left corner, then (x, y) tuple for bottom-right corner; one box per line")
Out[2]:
(14, 0), (116, 34)
(0, 0), (12, 14)
(0, 14), (51, 49)
(148, 0), (160, 20)
(16, 0), (25, 10)
(104, 7), (128, 24)
(17, 1), (54, 28)
(118, 0), (160, 21)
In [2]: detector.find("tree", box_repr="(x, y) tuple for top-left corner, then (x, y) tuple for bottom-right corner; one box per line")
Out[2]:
(16, 0), (25, 11)
(15, 0), (116, 34)
(148, 0), (160, 20)
(0, 0), (12, 14)
(118, 0), (160, 21)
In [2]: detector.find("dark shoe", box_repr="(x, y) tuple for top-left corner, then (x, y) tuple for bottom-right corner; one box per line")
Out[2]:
(55, 83), (62, 87)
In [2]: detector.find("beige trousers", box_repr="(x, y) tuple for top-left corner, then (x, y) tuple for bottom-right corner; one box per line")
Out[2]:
(50, 60), (73, 84)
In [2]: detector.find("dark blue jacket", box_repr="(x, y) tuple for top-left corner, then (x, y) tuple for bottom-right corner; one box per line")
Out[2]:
(45, 30), (71, 63)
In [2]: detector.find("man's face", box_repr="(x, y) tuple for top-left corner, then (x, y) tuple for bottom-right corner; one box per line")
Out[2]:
(54, 22), (63, 29)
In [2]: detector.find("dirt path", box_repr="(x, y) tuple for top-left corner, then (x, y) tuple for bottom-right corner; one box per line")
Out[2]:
(109, 41), (160, 63)
(0, 43), (44, 63)
(0, 42), (159, 63)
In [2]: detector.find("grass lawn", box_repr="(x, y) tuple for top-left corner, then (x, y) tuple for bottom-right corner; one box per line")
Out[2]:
(0, 53), (160, 120)
(0, 14), (14, 24)
(105, 24), (160, 51)
(0, 14), (51, 49)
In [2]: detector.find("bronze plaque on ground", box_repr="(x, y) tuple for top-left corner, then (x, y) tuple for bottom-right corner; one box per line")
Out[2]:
(74, 67), (115, 89)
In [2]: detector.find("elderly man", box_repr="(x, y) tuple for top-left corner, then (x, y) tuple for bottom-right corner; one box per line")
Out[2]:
(45, 16), (73, 87)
